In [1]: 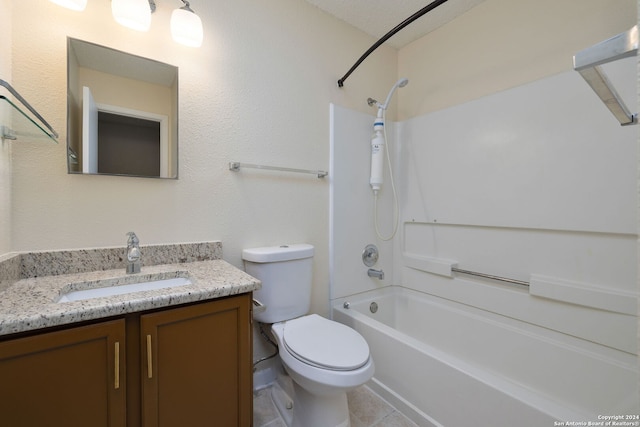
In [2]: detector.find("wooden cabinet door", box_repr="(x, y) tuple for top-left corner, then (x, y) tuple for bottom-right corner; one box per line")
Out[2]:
(0, 319), (126, 427)
(141, 295), (252, 427)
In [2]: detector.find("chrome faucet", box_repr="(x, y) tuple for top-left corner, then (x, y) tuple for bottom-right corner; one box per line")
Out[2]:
(367, 268), (384, 280)
(126, 232), (141, 274)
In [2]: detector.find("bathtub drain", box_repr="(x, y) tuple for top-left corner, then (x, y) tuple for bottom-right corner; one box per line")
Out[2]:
(370, 302), (378, 313)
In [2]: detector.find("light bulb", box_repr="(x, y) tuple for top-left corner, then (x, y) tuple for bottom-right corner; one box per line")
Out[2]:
(171, 6), (203, 47)
(49, 0), (87, 11)
(112, 0), (152, 32)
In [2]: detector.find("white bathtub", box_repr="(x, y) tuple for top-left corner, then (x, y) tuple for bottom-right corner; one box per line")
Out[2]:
(332, 286), (638, 427)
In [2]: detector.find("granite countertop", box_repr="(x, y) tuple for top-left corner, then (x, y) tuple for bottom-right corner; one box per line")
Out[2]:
(0, 259), (261, 337)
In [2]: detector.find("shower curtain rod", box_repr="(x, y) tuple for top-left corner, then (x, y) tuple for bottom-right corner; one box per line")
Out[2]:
(336, 0), (450, 88)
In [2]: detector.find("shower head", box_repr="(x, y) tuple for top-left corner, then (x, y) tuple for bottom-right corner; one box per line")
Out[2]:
(380, 78), (409, 112)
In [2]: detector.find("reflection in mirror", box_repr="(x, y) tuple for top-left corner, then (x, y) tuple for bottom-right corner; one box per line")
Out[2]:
(67, 38), (179, 179)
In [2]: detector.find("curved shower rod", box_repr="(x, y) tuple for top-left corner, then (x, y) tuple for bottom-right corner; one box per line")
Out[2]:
(337, 0), (450, 88)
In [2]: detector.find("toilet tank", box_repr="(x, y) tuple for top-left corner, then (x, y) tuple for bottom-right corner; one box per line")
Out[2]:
(243, 244), (314, 323)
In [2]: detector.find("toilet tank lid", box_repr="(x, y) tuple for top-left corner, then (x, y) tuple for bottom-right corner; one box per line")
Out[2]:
(242, 244), (314, 263)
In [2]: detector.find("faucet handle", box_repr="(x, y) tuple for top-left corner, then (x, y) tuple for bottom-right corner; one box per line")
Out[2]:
(126, 232), (139, 245)
(125, 232), (141, 271)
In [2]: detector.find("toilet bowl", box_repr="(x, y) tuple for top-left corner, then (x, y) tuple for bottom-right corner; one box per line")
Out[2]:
(242, 244), (374, 427)
(271, 314), (374, 427)
(272, 314), (374, 394)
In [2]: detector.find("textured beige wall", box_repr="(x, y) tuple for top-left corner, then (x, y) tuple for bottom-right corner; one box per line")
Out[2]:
(0, 0), (11, 256)
(9, 0), (397, 316)
(398, 0), (637, 120)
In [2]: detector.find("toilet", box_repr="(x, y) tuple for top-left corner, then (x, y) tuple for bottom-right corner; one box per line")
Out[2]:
(243, 244), (374, 427)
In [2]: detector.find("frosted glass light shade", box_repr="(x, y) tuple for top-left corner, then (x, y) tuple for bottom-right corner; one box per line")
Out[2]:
(49, 0), (87, 11)
(112, 0), (152, 32)
(170, 8), (203, 47)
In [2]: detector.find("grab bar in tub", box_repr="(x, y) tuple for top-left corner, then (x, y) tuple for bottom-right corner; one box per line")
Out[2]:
(451, 267), (529, 287)
(405, 254), (635, 314)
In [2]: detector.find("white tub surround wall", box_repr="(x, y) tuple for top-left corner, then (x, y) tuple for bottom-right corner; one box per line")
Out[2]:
(398, 62), (637, 356)
(330, 68), (640, 420)
(392, 61), (638, 418)
(330, 104), (397, 300)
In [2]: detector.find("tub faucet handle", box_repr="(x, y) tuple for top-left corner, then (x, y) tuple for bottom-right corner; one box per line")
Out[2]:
(362, 244), (379, 267)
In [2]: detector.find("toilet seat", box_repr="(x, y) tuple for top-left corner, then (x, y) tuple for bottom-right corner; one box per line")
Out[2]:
(282, 314), (370, 371)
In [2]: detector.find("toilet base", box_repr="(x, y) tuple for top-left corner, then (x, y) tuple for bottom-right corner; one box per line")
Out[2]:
(272, 372), (351, 427)
(291, 380), (350, 427)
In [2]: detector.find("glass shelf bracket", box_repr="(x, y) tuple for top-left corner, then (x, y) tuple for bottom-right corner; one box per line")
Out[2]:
(573, 25), (638, 126)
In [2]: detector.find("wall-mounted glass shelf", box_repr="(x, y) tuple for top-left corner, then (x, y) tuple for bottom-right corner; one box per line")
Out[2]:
(0, 79), (58, 143)
(1, 96), (57, 143)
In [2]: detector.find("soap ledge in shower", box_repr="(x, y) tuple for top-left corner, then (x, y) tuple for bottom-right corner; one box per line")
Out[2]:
(402, 253), (457, 278)
(529, 274), (637, 315)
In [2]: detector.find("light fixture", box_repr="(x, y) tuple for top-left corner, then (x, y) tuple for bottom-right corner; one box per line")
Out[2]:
(50, 0), (203, 47)
(111, 0), (153, 32)
(170, 1), (203, 47)
(49, 0), (87, 11)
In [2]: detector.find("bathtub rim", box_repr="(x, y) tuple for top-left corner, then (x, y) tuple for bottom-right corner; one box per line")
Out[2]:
(331, 285), (637, 424)
(332, 285), (637, 367)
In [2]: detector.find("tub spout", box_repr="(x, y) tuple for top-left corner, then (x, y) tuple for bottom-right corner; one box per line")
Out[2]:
(368, 268), (384, 280)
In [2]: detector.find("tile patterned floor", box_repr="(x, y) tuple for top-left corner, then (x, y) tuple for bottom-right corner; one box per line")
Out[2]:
(254, 383), (418, 427)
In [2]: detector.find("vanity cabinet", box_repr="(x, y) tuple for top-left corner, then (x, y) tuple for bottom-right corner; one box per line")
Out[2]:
(140, 295), (253, 426)
(0, 293), (252, 427)
(0, 319), (126, 427)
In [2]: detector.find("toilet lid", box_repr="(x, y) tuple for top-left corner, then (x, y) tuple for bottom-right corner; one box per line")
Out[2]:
(283, 314), (370, 371)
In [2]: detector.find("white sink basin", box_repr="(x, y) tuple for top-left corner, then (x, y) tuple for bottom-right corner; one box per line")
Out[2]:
(57, 277), (192, 303)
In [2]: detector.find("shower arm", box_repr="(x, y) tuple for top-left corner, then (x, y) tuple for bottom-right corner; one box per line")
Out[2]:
(573, 25), (638, 126)
(336, 0), (449, 88)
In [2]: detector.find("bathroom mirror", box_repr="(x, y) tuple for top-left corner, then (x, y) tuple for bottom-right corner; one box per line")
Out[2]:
(67, 38), (179, 179)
